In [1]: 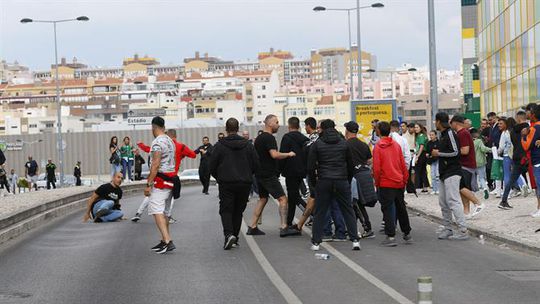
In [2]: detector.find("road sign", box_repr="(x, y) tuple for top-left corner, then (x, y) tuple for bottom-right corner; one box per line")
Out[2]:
(127, 117), (154, 125)
(127, 108), (166, 118)
(350, 99), (397, 140)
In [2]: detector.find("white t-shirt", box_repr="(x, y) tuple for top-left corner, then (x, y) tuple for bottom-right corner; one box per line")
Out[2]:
(150, 134), (176, 173)
(391, 132), (411, 169)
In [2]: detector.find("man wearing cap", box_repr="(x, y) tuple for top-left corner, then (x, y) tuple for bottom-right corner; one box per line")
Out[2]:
(344, 121), (375, 238)
(45, 159), (57, 190)
(451, 114), (485, 218)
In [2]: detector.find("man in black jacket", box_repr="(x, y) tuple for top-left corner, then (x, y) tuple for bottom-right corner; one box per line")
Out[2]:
(195, 136), (212, 195)
(279, 116), (309, 227)
(210, 118), (260, 250)
(307, 119), (361, 251)
(431, 112), (469, 240)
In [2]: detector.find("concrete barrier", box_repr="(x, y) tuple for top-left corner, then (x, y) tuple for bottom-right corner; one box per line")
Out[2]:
(0, 182), (146, 246)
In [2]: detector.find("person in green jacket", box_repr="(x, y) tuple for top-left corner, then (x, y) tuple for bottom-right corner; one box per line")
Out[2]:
(471, 128), (491, 199)
(120, 136), (135, 181)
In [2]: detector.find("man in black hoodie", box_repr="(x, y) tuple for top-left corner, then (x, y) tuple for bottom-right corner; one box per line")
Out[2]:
(279, 116), (309, 227)
(307, 119), (361, 251)
(210, 118), (260, 250)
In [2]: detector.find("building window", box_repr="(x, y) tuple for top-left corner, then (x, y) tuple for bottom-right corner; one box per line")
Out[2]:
(405, 110), (426, 116)
(217, 108), (223, 113)
(45, 123), (54, 128)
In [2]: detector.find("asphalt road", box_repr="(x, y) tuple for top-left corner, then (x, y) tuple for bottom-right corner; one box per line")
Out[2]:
(0, 185), (539, 304)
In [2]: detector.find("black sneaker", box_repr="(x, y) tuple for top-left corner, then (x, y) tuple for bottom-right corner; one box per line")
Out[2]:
(94, 208), (109, 219)
(332, 235), (347, 242)
(151, 240), (166, 252)
(224, 235), (237, 250)
(232, 237), (240, 248)
(156, 241), (176, 254)
(361, 230), (375, 239)
(246, 227), (266, 236)
(94, 217), (103, 223)
(403, 233), (413, 244)
(280, 226), (301, 237)
(131, 213), (141, 222)
(498, 201), (512, 210)
(380, 236), (398, 247)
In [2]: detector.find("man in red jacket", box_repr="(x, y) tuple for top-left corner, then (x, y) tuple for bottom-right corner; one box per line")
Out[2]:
(373, 121), (412, 247)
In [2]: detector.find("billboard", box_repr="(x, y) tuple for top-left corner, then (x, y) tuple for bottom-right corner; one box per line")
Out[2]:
(350, 99), (397, 139)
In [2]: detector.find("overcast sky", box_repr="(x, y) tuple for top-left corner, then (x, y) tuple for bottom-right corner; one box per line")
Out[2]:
(0, 0), (462, 71)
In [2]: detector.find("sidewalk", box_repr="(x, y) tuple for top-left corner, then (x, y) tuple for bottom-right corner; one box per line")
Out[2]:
(405, 191), (540, 254)
(0, 186), (94, 219)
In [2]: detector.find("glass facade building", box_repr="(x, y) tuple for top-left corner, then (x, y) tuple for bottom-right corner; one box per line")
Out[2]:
(477, 0), (540, 115)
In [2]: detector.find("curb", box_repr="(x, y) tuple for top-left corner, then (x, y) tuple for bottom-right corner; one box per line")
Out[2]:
(407, 205), (540, 257)
(0, 182), (146, 246)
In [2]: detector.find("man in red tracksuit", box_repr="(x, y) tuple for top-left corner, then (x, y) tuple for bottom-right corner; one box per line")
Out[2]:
(131, 129), (196, 223)
(372, 121), (412, 247)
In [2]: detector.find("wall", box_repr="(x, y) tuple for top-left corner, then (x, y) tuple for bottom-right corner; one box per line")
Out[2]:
(1, 125), (285, 177)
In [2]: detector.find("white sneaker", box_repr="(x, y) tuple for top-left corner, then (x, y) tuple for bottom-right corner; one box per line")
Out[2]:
(352, 240), (361, 251)
(490, 189), (498, 195)
(430, 191), (436, 195)
(311, 243), (320, 251)
(521, 185), (530, 198)
(531, 209), (540, 218)
(471, 203), (486, 217)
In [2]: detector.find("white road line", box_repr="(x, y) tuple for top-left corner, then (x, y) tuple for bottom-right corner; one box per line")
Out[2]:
(269, 195), (413, 304)
(240, 222), (303, 304)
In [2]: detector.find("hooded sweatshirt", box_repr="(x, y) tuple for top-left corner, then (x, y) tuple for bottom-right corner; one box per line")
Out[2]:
(210, 134), (260, 184)
(279, 130), (309, 177)
(307, 128), (352, 185)
(372, 137), (408, 189)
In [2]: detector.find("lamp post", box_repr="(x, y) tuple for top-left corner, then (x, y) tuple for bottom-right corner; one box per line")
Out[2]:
(367, 68), (417, 99)
(427, 0), (438, 130)
(313, 3), (384, 100)
(21, 16), (89, 187)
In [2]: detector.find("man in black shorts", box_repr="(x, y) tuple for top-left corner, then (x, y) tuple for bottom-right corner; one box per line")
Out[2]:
(247, 114), (300, 237)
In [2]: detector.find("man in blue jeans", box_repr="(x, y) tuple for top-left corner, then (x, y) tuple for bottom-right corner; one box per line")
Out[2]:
(83, 172), (124, 223)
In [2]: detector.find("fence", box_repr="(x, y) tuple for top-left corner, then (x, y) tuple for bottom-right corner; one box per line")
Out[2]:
(1, 125), (286, 177)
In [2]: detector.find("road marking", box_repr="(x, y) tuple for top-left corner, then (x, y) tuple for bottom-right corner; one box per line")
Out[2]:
(268, 195), (413, 304)
(240, 222), (303, 304)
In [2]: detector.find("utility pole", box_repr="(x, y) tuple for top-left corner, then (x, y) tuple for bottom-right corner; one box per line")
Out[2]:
(428, 0), (438, 130)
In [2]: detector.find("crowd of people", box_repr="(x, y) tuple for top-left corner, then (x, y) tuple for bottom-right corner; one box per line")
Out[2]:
(0, 152), (82, 196)
(82, 102), (540, 254)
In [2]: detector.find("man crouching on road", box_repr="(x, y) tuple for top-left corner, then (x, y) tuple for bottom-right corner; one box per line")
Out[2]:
(145, 116), (177, 254)
(83, 172), (124, 223)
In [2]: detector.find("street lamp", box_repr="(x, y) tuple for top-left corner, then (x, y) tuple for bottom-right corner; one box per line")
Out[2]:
(367, 68), (417, 99)
(21, 16), (89, 187)
(313, 3), (384, 100)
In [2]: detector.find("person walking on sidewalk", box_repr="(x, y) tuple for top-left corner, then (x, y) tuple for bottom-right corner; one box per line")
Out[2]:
(74, 161), (82, 186)
(471, 128), (491, 199)
(279, 116), (309, 228)
(246, 114), (300, 237)
(210, 118), (260, 250)
(344, 120), (375, 238)
(195, 136), (212, 195)
(499, 113), (530, 209)
(83, 172), (124, 223)
(520, 104), (540, 218)
(307, 119), (361, 251)
(45, 159), (57, 189)
(25, 156), (39, 191)
(372, 121), (412, 247)
(431, 112), (469, 240)
(451, 114), (485, 218)
(145, 117), (177, 254)
(426, 130), (440, 195)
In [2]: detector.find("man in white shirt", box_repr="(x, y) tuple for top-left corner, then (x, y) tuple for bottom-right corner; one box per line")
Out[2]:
(390, 120), (412, 169)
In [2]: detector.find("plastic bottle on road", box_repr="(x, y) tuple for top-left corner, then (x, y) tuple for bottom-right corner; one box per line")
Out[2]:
(315, 253), (330, 260)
